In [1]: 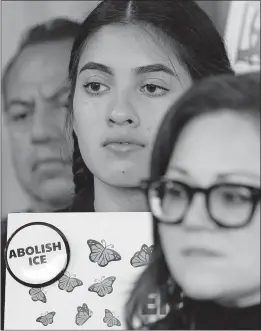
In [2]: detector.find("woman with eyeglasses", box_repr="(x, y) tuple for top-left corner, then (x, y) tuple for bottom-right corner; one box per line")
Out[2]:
(126, 72), (260, 330)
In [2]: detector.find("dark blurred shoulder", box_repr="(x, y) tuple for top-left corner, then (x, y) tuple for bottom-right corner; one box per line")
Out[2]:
(1, 217), (8, 253)
(58, 193), (94, 212)
(147, 310), (185, 330)
(56, 203), (94, 212)
(1, 217), (7, 237)
(56, 206), (73, 212)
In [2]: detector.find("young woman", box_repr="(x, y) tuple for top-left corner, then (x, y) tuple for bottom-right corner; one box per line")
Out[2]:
(126, 72), (260, 330)
(67, 0), (234, 212)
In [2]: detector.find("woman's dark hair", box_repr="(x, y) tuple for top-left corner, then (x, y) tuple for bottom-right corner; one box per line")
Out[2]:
(67, 0), (234, 209)
(125, 71), (260, 329)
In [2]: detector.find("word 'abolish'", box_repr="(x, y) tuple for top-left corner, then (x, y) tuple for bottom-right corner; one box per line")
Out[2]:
(9, 242), (62, 266)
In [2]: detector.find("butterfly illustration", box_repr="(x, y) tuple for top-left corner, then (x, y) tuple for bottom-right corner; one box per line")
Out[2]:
(29, 288), (47, 303)
(36, 312), (55, 326)
(58, 272), (83, 292)
(103, 309), (121, 327)
(87, 239), (121, 267)
(75, 303), (93, 326)
(130, 244), (155, 268)
(88, 276), (116, 297)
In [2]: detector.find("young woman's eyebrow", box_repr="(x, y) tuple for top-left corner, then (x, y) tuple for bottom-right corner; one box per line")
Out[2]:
(135, 64), (177, 77)
(78, 62), (177, 78)
(78, 62), (113, 76)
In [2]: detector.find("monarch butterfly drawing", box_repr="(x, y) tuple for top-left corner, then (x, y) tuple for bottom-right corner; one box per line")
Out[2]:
(75, 303), (93, 326)
(29, 288), (47, 303)
(88, 276), (116, 297)
(103, 309), (121, 327)
(58, 272), (83, 292)
(36, 311), (55, 326)
(87, 239), (121, 267)
(130, 244), (155, 268)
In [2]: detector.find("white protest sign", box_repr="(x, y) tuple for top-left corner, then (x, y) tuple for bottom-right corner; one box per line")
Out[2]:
(224, 1), (260, 73)
(4, 212), (155, 330)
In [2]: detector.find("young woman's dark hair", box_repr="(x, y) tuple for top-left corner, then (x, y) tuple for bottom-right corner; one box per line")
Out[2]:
(67, 0), (234, 211)
(125, 71), (260, 329)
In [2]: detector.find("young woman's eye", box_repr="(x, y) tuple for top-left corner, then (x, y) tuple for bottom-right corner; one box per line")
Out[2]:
(140, 84), (169, 97)
(83, 82), (110, 95)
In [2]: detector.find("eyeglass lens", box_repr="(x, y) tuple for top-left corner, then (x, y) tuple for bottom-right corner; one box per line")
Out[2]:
(149, 181), (255, 226)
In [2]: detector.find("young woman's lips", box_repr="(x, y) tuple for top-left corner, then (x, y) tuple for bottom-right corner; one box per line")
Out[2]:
(103, 138), (145, 153)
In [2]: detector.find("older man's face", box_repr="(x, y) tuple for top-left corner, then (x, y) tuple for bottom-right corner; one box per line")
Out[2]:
(5, 40), (74, 209)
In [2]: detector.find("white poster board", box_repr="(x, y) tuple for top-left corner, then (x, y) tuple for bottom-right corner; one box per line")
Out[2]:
(4, 213), (154, 329)
(225, 1), (260, 73)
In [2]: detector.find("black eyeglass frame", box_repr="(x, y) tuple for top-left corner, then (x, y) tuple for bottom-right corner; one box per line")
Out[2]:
(139, 178), (261, 229)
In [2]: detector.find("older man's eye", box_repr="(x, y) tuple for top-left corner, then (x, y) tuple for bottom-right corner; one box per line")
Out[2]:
(10, 112), (29, 122)
(8, 102), (34, 122)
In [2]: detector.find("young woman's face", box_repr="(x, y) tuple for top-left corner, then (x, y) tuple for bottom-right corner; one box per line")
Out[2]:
(159, 112), (260, 306)
(73, 24), (192, 187)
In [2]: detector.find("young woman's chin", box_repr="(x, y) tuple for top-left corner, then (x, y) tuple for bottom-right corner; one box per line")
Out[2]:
(94, 162), (149, 188)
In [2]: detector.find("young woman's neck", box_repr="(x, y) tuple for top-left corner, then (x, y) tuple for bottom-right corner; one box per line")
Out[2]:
(94, 177), (148, 212)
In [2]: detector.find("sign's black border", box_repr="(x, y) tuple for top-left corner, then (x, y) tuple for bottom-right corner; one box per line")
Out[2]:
(4, 222), (70, 288)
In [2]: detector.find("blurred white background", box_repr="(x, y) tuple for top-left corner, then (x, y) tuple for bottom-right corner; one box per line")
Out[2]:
(2, 1), (259, 217)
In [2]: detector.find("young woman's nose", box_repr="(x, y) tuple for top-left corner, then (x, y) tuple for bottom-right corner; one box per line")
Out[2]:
(107, 92), (139, 127)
